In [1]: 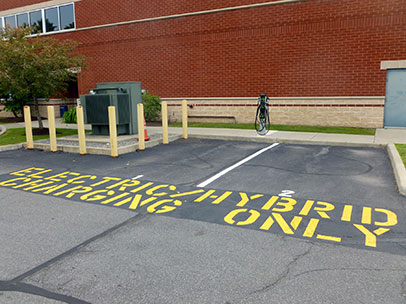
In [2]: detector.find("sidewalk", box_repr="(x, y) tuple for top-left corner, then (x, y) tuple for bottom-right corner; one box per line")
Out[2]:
(2, 119), (406, 146)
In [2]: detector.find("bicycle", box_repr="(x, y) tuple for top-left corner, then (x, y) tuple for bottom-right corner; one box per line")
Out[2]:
(255, 94), (271, 135)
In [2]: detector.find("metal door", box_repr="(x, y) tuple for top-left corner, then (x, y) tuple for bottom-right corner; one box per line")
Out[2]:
(384, 69), (406, 127)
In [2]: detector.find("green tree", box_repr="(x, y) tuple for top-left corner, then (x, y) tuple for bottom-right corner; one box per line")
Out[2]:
(0, 26), (86, 128)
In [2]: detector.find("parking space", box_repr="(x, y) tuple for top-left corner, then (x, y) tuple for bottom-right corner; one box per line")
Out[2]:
(0, 138), (405, 303)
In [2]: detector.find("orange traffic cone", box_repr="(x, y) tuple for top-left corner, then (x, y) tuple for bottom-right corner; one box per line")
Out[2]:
(137, 118), (150, 141)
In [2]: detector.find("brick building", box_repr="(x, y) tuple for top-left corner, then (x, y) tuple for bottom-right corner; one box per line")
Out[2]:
(1, 0), (405, 127)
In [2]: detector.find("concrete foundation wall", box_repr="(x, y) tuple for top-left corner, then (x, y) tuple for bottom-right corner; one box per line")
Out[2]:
(26, 99), (77, 118)
(0, 105), (15, 118)
(164, 97), (385, 128)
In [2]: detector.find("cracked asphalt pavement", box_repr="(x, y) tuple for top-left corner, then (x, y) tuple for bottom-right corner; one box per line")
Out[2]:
(0, 138), (405, 303)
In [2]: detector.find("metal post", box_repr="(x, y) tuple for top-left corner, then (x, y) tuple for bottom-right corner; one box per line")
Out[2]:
(76, 106), (87, 155)
(137, 103), (145, 151)
(162, 101), (169, 144)
(108, 106), (118, 158)
(182, 99), (188, 139)
(47, 106), (57, 152)
(23, 106), (34, 150)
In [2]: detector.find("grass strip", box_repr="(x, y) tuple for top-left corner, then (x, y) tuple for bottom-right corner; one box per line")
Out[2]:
(0, 128), (89, 146)
(395, 144), (406, 167)
(169, 122), (375, 135)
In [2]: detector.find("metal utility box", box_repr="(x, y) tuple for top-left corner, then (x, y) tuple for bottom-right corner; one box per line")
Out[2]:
(80, 82), (142, 135)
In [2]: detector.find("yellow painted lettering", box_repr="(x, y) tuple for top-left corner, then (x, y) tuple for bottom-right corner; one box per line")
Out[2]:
(236, 192), (264, 207)
(302, 218), (320, 238)
(31, 183), (68, 194)
(211, 191), (233, 205)
(194, 190), (216, 202)
(130, 182), (154, 193)
(298, 200), (334, 219)
(259, 216), (274, 230)
(272, 197), (296, 213)
(0, 177), (31, 187)
(272, 213), (302, 234)
(224, 209), (260, 226)
(316, 234), (342, 243)
(299, 200), (315, 216)
(80, 190), (115, 201)
(105, 179), (141, 191)
(145, 184), (177, 197)
(27, 169), (53, 179)
(89, 177), (121, 187)
(341, 205), (353, 222)
(100, 192), (130, 204)
(313, 201), (335, 219)
(65, 186), (93, 198)
(170, 189), (205, 198)
(362, 207), (372, 224)
(67, 175), (97, 184)
(261, 196), (279, 210)
(113, 194), (157, 210)
(45, 171), (79, 182)
(353, 224), (390, 247)
(53, 186), (86, 197)
(23, 181), (54, 191)
(13, 179), (44, 189)
(147, 199), (182, 214)
(374, 208), (398, 227)
(10, 167), (45, 176)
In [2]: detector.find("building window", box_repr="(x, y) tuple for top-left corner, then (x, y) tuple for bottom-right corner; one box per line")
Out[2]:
(5, 16), (16, 29)
(45, 7), (60, 32)
(1, 3), (75, 35)
(59, 4), (75, 30)
(29, 10), (43, 34)
(17, 13), (29, 27)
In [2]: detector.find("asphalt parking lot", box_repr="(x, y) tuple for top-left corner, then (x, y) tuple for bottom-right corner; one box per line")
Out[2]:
(0, 138), (405, 304)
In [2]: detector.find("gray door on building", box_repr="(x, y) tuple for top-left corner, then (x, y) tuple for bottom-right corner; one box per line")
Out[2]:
(384, 69), (406, 127)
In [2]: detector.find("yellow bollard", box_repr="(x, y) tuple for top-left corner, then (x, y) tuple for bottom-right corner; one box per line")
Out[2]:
(47, 106), (57, 152)
(108, 106), (118, 158)
(23, 106), (34, 150)
(162, 101), (169, 144)
(76, 106), (87, 155)
(182, 99), (188, 139)
(137, 103), (145, 151)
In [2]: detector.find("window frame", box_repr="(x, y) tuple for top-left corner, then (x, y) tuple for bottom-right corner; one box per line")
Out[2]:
(0, 2), (76, 36)
(4, 14), (17, 29)
(16, 12), (29, 28)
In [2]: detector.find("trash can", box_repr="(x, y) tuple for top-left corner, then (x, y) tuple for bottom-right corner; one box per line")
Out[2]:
(60, 105), (68, 117)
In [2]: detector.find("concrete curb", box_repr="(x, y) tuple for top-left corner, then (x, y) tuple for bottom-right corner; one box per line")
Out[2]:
(188, 134), (386, 148)
(0, 143), (24, 152)
(387, 144), (406, 196)
(0, 125), (6, 136)
(23, 134), (183, 156)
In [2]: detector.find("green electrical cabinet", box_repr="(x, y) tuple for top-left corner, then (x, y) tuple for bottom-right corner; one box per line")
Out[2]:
(80, 82), (142, 135)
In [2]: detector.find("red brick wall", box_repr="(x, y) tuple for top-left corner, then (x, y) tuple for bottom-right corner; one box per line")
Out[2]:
(3, 0), (406, 98)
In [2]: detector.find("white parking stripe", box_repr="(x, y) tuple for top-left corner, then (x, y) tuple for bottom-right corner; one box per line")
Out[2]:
(196, 143), (280, 188)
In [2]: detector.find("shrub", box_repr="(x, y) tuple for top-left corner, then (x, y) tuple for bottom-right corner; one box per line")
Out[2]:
(62, 107), (77, 123)
(142, 91), (161, 122)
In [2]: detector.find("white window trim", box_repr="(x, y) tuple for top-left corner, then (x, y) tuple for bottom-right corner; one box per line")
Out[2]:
(0, 3), (76, 36)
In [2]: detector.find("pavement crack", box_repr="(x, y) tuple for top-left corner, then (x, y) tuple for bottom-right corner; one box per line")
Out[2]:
(249, 244), (313, 295)
(291, 267), (406, 280)
(9, 213), (147, 283)
(0, 280), (89, 304)
(402, 275), (406, 299)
